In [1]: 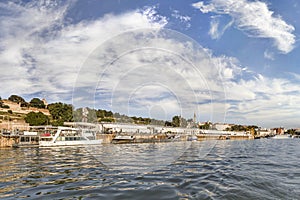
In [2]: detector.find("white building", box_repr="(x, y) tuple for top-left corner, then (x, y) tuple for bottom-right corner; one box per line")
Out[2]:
(212, 123), (231, 131)
(257, 129), (272, 137)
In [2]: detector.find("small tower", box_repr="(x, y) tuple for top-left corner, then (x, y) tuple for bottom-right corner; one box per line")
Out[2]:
(193, 111), (197, 127)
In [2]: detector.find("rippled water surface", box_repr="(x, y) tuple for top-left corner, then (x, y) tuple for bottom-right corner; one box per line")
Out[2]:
(0, 139), (299, 199)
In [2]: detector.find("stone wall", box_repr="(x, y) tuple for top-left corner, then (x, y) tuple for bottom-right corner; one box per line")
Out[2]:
(0, 121), (29, 130)
(97, 134), (115, 143)
(0, 136), (18, 147)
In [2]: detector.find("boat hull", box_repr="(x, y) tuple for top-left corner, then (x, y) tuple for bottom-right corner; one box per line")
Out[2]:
(39, 140), (102, 147)
(111, 135), (135, 144)
(271, 134), (291, 139)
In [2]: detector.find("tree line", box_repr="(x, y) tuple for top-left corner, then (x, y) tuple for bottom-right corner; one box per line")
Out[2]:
(1, 95), (199, 128)
(4, 95), (262, 131)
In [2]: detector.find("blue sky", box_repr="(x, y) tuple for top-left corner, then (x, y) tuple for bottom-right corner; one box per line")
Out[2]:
(0, 0), (300, 128)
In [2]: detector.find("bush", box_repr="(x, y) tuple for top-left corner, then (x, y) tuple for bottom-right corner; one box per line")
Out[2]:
(99, 118), (115, 122)
(20, 102), (29, 107)
(1, 105), (10, 109)
(7, 110), (12, 114)
(29, 98), (45, 109)
(8, 95), (26, 103)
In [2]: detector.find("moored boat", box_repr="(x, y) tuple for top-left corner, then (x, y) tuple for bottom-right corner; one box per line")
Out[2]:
(39, 126), (102, 147)
(112, 135), (135, 144)
(271, 134), (291, 139)
(187, 135), (198, 141)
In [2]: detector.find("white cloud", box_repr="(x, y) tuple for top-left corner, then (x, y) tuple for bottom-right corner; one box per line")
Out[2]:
(171, 9), (191, 29)
(141, 5), (168, 27)
(0, 0), (71, 98)
(0, 1), (167, 101)
(208, 16), (234, 39)
(208, 18), (220, 39)
(1, 1), (300, 127)
(264, 50), (274, 60)
(193, 0), (296, 53)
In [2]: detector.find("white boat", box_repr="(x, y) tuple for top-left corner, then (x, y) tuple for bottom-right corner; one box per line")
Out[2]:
(112, 135), (135, 144)
(187, 135), (198, 141)
(39, 126), (102, 147)
(271, 134), (291, 139)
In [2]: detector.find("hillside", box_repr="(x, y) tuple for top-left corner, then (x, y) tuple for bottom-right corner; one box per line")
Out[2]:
(0, 95), (171, 130)
(0, 99), (50, 130)
(0, 99), (50, 115)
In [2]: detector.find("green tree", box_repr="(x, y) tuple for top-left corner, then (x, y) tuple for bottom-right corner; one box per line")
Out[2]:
(29, 98), (45, 108)
(106, 111), (113, 117)
(99, 118), (115, 122)
(1, 105), (10, 109)
(96, 109), (114, 118)
(8, 95), (26, 103)
(199, 121), (211, 130)
(286, 129), (296, 135)
(96, 109), (105, 118)
(20, 102), (29, 107)
(230, 125), (246, 131)
(48, 102), (73, 126)
(172, 116), (181, 127)
(95, 109), (115, 122)
(25, 112), (49, 126)
(165, 121), (172, 127)
(130, 116), (151, 125)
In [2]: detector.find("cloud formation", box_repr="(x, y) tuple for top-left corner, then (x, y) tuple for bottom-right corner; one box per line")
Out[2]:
(193, 0), (296, 53)
(0, 0), (300, 127)
(171, 9), (191, 29)
(0, 1), (167, 101)
(208, 16), (234, 39)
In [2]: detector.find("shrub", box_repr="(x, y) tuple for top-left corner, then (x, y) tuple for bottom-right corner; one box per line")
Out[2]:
(25, 112), (49, 126)
(1, 105), (10, 109)
(8, 95), (26, 103)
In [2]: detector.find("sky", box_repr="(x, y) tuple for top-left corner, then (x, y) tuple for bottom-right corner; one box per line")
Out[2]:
(0, 0), (300, 128)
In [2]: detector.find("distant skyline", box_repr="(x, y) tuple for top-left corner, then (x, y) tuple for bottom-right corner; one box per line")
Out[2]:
(0, 0), (300, 128)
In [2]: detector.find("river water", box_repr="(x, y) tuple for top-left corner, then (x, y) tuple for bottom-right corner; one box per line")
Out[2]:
(0, 139), (299, 199)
